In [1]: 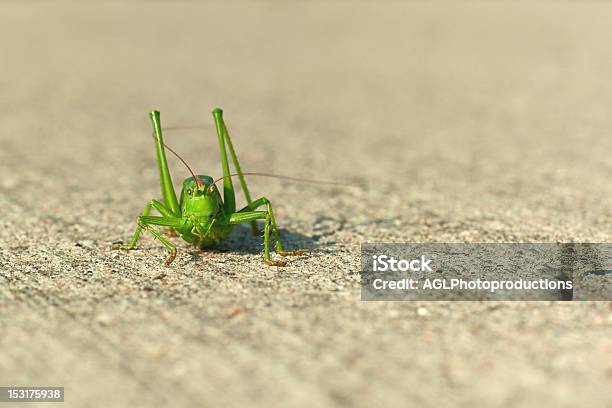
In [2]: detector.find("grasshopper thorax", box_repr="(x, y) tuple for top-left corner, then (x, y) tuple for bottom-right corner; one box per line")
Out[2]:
(180, 176), (223, 217)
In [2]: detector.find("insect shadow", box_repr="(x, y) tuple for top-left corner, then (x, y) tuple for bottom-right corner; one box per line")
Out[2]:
(186, 223), (330, 261)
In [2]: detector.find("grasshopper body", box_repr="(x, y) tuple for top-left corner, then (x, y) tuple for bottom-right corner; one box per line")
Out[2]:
(114, 109), (303, 266)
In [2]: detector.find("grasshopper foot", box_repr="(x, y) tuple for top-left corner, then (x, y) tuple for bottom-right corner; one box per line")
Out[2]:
(164, 249), (178, 267)
(112, 242), (134, 251)
(265, 259), (287, 267)
(278, 250), (305, 257)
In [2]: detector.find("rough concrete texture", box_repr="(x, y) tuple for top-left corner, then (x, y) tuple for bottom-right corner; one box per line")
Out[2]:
(1, 2), (611, 408)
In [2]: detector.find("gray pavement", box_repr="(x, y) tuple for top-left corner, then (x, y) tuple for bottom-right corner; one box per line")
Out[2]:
(1, 2), (611, 407)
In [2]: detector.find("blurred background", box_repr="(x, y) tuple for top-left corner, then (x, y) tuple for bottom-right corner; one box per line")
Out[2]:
(1, 2), (611, 408)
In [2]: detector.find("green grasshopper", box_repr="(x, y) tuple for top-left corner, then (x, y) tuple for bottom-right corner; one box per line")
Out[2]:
(113, 108), (304, 266)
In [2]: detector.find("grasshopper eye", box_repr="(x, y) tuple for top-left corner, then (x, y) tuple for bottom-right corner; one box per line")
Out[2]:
(187, 189), (192, 195)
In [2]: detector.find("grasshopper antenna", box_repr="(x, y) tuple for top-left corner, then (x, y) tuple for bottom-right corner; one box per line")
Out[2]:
(210, 173), (350, 192)
(155, 127), (353, 191)
(151, 132), (204, 189)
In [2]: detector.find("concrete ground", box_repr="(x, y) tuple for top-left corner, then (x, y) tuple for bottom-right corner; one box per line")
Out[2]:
(1, 2), (611, 407)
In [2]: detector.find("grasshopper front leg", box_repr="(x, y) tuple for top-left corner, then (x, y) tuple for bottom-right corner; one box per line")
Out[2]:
(113, 199), (174, 249)
(229, 197), (304, 266)
(113, 199), (187, 266)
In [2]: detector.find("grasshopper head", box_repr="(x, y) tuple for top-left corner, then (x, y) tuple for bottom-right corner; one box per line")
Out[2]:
(180, 176), (222, 217)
